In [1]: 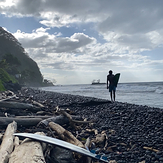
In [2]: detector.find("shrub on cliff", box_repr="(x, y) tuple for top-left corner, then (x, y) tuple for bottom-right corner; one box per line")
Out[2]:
(0, 68), (18, 91)
(0, 80), (5, 91)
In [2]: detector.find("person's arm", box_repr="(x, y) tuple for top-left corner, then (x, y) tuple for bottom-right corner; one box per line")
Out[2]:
(107, 76), (108, 89)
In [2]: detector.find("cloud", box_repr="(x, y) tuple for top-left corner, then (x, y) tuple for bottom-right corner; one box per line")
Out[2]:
(1, 0), (163, 83)
(2, 0), (163, 50)
(1, 1), (163, 30)
(13, 28), (95, 53)
(13, 26), (162, 70)
(54, 33), (95, 53)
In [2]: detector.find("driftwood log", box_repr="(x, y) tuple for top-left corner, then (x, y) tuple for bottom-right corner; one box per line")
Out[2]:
(9, 132), (46, 163)
(15, 116), (51, 119)
(49, 122), (84, 148)
(58, 108), (93, 124)
(37, 115), (69, 127)
(0, 101), (41, 112)
(0, 117), (43, 127)
(0, 114), (80, 128)
(31, 100), (45, 108)
(0, 101), (34, 109)
(0, 121), (17, 163)
(0, 95), (16, 102)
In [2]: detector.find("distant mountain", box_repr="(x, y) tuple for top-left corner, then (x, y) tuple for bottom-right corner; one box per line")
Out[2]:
(0, 27), (43, 86)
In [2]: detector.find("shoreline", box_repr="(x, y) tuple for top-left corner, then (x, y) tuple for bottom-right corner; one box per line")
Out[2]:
(19, 87), (163, 163)
(38, 83), (163, 109)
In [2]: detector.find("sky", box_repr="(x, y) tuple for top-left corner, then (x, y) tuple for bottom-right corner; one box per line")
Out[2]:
(0, 0), (163, 85)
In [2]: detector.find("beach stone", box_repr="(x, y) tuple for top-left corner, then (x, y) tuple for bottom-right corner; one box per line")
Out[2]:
(138, 157), (145, 162)
(155, 154), (161, 159)
(154, 161), (159, 163)
(117, 161), (126, 163)
(14, 87), (163, 163)
(159, 157), (163, 161)
(50, 146), (77, 163)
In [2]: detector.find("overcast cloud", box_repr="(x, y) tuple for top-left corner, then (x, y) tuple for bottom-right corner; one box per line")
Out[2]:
(0, 0), (163, 84)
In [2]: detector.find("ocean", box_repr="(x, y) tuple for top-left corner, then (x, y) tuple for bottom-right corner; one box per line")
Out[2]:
(39, 82), (163, 109)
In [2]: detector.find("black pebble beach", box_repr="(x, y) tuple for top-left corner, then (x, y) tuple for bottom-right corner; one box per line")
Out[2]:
(18, 87), (163, 163)
(1, 88), (163, 163)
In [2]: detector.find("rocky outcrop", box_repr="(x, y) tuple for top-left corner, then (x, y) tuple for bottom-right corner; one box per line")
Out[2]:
(0, 27), (43, 86)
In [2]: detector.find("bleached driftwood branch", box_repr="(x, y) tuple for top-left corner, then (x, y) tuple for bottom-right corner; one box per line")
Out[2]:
(0, 121), (17, 163)
(49, 122), (84, 148)
(9, 132), (46, 163)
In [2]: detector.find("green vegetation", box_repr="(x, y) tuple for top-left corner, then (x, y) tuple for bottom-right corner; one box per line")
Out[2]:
(0, 53), (53, 89)
(0, 53), (39, 86)
(2, 53), (21, 75)
(2, 53), (21, 66)
(0, 68), (17, 83)
(0, 54), (19, 91)
(0, 80), (5, 91)
(0, 68), (18, 91)
(0, 52), (55, 91)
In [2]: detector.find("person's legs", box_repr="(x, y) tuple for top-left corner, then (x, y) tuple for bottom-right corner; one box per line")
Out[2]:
(109, 86), (113, 102)
(112, 86), (116, 102)
(113, 90), (115, 101)
(110, 91), (113, 102)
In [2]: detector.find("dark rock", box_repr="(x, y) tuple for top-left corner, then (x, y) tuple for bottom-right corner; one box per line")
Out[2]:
(159, 157), (163, 161)
(3, 81), (21, 92)
(50, 146), (77, 163)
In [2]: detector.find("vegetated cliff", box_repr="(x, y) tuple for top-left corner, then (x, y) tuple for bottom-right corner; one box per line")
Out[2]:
(0, 27), (43, 86)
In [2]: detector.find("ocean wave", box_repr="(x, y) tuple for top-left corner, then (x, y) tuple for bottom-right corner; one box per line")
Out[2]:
(155, 88), (163, 94)
(118, 86), (156, 93)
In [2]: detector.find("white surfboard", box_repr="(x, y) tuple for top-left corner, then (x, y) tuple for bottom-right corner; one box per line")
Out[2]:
(14, 133), (108, 162)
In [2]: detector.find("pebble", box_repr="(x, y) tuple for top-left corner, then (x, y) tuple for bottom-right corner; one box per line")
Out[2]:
(13, 87), (163, 163)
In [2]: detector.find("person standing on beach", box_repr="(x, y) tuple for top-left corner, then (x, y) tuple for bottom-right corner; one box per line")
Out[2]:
(107, 70), (116, 102)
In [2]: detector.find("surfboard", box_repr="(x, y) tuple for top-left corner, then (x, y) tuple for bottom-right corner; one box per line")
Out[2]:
(114, 73), (120, 87)
(14, 133), (108, 162)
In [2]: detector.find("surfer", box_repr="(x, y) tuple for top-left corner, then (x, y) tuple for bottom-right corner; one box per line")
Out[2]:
(107, 70), (116, 102)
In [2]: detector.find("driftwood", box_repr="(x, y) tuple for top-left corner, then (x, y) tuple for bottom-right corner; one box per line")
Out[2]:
(9, 132), (46, 163)
(31, 100), (45, 108)
(37, 115), (69, 127)
(84, 137), (92, 163)
(0, 95), (16, 102)
(0, 117), (43, 127)
(0, 121), (17, 163)
(14, 136), (19, 148)
(49, 122), (84, 148)
(0, 101), (34, 109)
(0, 133), (3, 140)
(37, 107), (91, 128)
(86, 128), (98, 135)
(93, 131), (108, 149)
(109, 161), (117, 163)
(143, 146), (159, 152)
(58, 108), (93, 124)
(0, 101), (41, 112)
(15, 116), (51, 119)
(85, 137), (91, 150)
